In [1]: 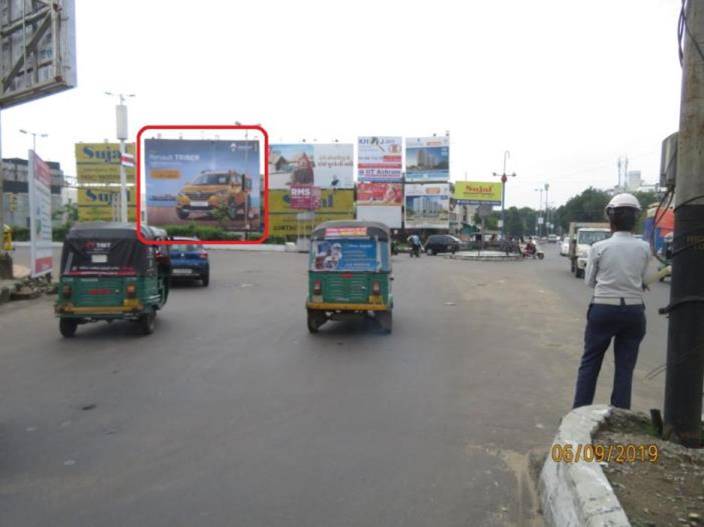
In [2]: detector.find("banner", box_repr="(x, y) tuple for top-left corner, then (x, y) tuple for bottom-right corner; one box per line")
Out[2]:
(75, 143), (135, 184)
(357, 136), (402, 181)
(78, 187), (137, 222)
(356, 182), (403, 206)
(453, 181), (502, 205)
(405, 136), (449, 182)
(290, 184), (322, 210)
(144, 139), (261, 230)
(357, 205), (402, 228)
(269, 143), (353, 189)
(28, 151), (53, 277)
(404, 183), (450, 229)
(311, 239), (377, 272)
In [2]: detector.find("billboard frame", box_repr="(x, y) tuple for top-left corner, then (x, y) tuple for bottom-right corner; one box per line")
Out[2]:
(136, 124), (270, 245)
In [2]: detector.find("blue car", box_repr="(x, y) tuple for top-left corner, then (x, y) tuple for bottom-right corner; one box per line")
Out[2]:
(169, 237), (210, 286)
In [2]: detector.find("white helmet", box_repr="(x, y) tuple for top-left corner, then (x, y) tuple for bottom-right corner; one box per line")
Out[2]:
(606, 193), (641, 213)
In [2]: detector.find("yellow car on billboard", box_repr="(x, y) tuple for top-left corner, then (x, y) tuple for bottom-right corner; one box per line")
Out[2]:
(176, 170), (253, 221)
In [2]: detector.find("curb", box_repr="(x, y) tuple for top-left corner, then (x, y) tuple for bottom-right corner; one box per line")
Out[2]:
(446, 252), (523, 262)
(539, 404), (630, 527)
(11, 241), (288, 252)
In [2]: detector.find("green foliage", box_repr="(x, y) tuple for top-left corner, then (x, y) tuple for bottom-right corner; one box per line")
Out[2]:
(554, 188), (611, 231)
(9, 226), (29, 241)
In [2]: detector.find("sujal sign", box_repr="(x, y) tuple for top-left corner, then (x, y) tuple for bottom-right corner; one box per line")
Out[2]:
(453, 181), (502, 205)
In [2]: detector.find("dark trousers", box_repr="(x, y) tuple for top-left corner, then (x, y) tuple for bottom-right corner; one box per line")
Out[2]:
(573, 303), (646, 409)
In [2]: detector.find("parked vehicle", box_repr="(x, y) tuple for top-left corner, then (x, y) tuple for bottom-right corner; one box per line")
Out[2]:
(306, 220), (393, 333)
(55, 222), (171, 337)
(567, 222), (611, 278)
(559, 236), (570, 256)
(175, 170), (253, 222)
(169, 237), (210, 286)
(424, 234), (461, 255)
(547, 234), (558, 243)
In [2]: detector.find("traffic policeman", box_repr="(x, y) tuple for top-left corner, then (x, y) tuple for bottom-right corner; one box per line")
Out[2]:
(573, 193), (651, 409)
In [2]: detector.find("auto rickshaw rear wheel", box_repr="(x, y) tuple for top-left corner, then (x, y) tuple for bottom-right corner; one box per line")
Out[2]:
(307, 309), (326, 333)
(138, 311), (156, 335)
(59, 318), (78, 338)
(377, 311), (392, 334)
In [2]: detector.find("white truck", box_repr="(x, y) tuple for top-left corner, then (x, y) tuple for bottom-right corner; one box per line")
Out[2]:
(567, 222), (611, 278)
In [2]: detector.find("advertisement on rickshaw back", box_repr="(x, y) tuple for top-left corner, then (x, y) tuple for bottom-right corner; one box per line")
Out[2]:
(312, 239), (377, 271)
(144, 139), (261, 231)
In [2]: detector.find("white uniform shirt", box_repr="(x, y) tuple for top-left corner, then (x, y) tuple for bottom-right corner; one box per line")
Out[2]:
(585, 231), (651, 300)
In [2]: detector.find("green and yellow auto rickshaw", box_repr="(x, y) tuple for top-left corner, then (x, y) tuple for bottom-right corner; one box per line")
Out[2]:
(55, 222), (171, 337)
(306, 220), (393, 333)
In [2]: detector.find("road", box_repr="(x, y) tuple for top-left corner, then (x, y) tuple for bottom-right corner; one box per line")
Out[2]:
(0, 243), (671, 526)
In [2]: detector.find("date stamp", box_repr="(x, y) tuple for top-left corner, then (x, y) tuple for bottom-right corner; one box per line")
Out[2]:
(550, 443), (659, 463)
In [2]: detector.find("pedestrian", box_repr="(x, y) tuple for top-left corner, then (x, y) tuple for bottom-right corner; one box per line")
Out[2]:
(572, 193), (651, 409)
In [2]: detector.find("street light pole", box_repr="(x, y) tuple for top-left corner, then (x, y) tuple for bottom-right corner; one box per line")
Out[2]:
(105, 92), (134, 223)
(544, 183), (550, 236)
(534, 188), (544, 235)
(493, 150), (516, 238)
(19, 129), (48, 153)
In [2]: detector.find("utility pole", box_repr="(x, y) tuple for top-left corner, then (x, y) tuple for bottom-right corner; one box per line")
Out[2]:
(493, 150), (516, 238)
(544, 183), (550, 236)
(534, 187), (544, 236)
(105, 92), (134, 223)
(664, 0), (704, 448)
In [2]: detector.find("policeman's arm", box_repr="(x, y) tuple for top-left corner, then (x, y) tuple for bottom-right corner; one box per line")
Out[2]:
(585, 245), (598, 287)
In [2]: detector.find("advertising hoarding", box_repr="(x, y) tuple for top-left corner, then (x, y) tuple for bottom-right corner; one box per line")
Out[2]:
(453, 181), (502, 205)
(357, 136), (402, 181)
(311, 239), (377, 271)
(356, 205), (402, 228)
(77, 187), (137, 222)
(75, 143), (136, 184)
(356, 182), (403, 206)
(144, 139), (261, 230)
(405, 137), (449, 182)
(404, 183), (450, 229)
(28, 151), (53, 277)
(269, 189), (354, 237)
(268, 143), (353, 189)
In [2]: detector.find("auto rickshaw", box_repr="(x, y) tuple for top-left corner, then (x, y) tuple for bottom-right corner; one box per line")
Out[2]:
(306, 220), (393, 333)
(55, 222), (171, 337)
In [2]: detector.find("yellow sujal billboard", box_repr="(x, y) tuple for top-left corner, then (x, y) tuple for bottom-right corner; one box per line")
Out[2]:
(75, 143), (135, 184)
(77, 187), (136, 222)
(453, 181), (502, 205)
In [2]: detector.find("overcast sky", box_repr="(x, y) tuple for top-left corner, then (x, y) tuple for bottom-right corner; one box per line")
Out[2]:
(2, 0), (682, 208)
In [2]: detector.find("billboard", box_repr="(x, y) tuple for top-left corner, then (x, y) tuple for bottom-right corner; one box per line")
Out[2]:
(269, 189), (354, 237)
(75, 143), (136, 184)
(290, 184), (322, 210)
(357, 136), (402, 181)
(404, 183), (450, 229)
(269, 143), (353, 189)
(357, 205), (402, 229)
(453, 181), (502, 205)
(28, 151), (53, 277)
(356, 182), (403, 206)
(0, 0), (76, 108)
(78, 187), (137, 222)
(144, 139), (261, 230)
(405, 137), (449, 182)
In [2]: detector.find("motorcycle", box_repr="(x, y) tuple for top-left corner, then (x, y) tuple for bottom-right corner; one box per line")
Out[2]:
(522, 242), (544, 260)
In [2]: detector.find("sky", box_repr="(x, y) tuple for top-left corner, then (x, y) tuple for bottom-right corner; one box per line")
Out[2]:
(1, 0), (683, 209)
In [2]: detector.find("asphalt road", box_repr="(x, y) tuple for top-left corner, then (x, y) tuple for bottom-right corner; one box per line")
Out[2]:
(0, 244), (671, 526)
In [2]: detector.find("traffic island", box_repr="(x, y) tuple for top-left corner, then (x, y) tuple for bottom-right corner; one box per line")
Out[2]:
(539, 405), (704, 527)
(447, 250), (523, 262)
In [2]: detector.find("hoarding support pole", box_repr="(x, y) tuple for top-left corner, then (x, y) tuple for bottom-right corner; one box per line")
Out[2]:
(0, 110), (12, 279)
(663, 0), (704, 448)
(119, 139), (127, 223)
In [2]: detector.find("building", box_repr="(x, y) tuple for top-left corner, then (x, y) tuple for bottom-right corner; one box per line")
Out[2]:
(2, 157), (65, 228)
(626, 170), (642, 191)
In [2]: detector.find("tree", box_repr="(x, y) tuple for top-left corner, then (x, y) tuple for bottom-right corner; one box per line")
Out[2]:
(554, 188), (611, 231)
